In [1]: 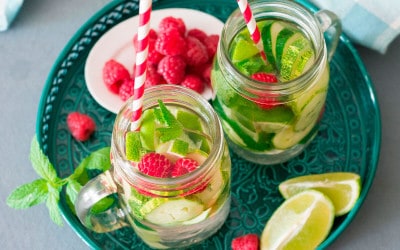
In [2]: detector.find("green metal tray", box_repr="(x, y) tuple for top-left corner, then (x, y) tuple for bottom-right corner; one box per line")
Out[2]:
(36, 0), (381, 249)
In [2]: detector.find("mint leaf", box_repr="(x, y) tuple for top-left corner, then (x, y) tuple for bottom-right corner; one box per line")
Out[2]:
(30, 135), (58, 183)
(6, 179), (48, 209)
(154, 100), (183, 142)
(68, 147), (111, 181)
(46, 184), (63, 226)
(66, 179), (82, 205)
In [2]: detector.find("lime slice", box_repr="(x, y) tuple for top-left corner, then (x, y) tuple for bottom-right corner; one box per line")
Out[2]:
(261, 190), (334, 250)
(140, 109), (156, 151)
(126, 131), (143, 162)
(279, 172), (361, 216)
(176, 110), (203, 132)
(231, 36), (260, 62)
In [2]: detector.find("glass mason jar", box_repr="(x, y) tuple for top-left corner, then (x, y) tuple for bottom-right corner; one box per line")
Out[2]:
(211, 0), (341, 165)
(75, 85), (231, 249)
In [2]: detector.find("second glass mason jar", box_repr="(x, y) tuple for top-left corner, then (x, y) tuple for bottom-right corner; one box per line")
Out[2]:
(211, 0), (341, 165)
(75, 85), (231, 249)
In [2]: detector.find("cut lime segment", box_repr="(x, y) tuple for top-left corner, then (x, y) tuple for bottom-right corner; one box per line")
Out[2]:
(231, 36), (260, 62)
(156, 138), (193, 163)
(140, 109), (156, 151)
(141, 198), (204, 225)
(176, 110), (203, 132)
(126, 131), (143, 162)
(279, 172), (361, 216)
(261, 190), (334, 250)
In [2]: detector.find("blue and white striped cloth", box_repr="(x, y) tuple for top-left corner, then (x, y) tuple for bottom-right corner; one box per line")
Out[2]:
(308, 0), (400, 53)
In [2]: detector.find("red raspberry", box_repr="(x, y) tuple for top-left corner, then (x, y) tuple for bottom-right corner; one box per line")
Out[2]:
(118, 78), (134, 101)
(231, 234), (259, 250)
(155, 29), (187, 56)
(181, 74), (204, 94)
(103, 59), (131, 94)
(144, 64), (165, 88)
(137, 152), (173, 178)
(171, 158), (199, 177)
(251, 72), (278, 83)
(203, 34), (220, 59)
(157, 55), (186, 84)
(67, 112), (96, 141)
(184, 36), (209, 66)
(158, 16), (186, 35)
(187, 28), (208, 43)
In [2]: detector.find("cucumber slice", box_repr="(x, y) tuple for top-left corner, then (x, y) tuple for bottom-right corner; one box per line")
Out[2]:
(195, 168), (225, 207)
(254, 121), (289, 133)
(141, 198), (204, 225)
(272, 124), (314, 149)
(221, 120), (247, 147)
(280, 36), (314, 81)
(294, 92), (326, 131)
(291, 67), (329, 114)
(262, 21), (285, 67)
(182, 208), (211, 225)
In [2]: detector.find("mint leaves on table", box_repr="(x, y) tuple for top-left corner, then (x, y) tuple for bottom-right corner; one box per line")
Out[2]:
(6, 135), (111, 226)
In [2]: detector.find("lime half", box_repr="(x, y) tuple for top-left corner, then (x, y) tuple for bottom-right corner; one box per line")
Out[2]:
(279, 172), (361, 216)
(261, 190), (334, 250)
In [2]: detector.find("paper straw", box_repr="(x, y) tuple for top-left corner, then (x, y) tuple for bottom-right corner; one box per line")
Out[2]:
(236, 0), (267, 61)
(131, 0), (152, 131)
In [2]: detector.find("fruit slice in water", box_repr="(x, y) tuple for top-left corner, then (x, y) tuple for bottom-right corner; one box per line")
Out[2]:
(293, 92), (326, 132)
(272, 124), (313, 149)
(126, 131), (143, 162)
(279, 172), (361, 216)
(141, 198), (204, 225)
(231, 35), (260, 62)
(140, 109), (156, 151)
(260, 190), (334, 250)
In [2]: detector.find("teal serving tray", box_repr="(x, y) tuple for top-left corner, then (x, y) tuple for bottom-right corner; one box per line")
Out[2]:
(36, 0), (381, 249)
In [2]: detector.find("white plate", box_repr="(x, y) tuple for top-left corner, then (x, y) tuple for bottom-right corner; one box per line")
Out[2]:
(85, 8), (224, 114)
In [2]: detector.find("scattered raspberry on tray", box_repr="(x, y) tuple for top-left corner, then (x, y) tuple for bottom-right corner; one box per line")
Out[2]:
(67, 112), (96, 141)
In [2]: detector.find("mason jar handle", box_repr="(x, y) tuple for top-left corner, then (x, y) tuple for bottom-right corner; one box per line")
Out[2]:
(315, 10), (342, 61)
(74, 170), (128, 233)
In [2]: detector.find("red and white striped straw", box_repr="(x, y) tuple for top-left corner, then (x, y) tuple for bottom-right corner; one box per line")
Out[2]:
(131, 0), (152, 131)
(236, 0), (267, 61)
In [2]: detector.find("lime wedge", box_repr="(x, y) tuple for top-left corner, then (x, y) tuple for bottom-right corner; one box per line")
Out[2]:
(126, 131), (143, 162)
(261, 190), (334, 250)
(231, 37), (260, 62)
(176, 110), (203, 132)
(140, 109), (156, 151)
(279, 172), (361, 216)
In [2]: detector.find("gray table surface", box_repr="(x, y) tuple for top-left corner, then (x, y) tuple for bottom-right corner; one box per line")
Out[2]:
(1, 0), (399, 249)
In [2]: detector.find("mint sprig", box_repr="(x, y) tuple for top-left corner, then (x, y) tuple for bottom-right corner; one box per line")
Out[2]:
(6, 135), (111, 226)
(154, 100), (183, 142)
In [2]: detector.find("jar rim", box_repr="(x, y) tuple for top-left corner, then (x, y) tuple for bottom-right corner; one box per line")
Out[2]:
(220, 0), (327, 94)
